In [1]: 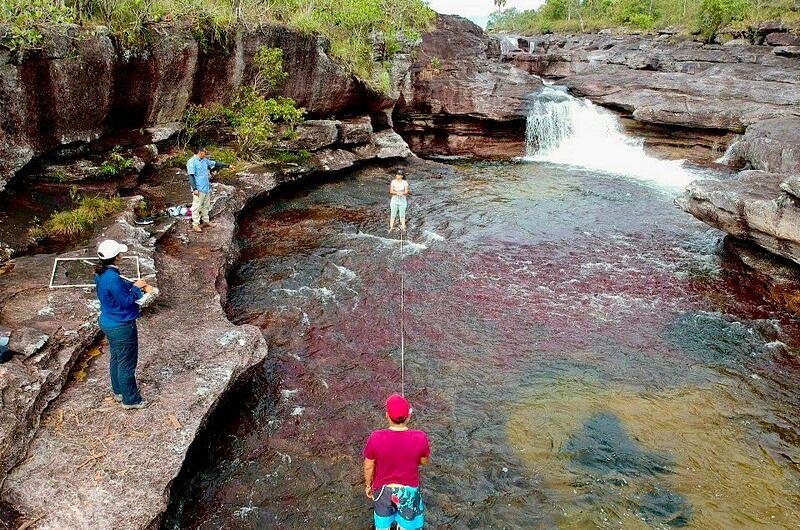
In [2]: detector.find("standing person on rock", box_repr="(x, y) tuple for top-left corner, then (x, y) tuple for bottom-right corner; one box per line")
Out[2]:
(389, 171), (410, 233)
(364, 394), (430, 530)
(95, 240), (154, 410)
(186, 147), (232, 233)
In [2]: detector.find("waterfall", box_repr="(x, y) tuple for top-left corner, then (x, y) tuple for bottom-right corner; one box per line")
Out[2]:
(524, 86), (693, 188)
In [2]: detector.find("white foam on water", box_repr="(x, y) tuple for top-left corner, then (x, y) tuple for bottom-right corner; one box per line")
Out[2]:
(275, 286), (336, 300)
(423, 229), (445, 243)
(523, 86), (696, 189)
(347, 231), (428, 253)
(281, 388), (300, 401)
(333, 263), (357, 281)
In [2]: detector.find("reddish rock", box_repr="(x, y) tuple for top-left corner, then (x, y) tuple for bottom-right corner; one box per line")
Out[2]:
(337, 116), (373, 145)
(765, 32), (800, 46)
(394, 15), (542, 159)
(0, 23), (382, 191)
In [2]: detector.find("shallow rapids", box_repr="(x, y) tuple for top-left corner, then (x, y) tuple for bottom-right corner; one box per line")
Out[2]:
(166, 161), (800, 529)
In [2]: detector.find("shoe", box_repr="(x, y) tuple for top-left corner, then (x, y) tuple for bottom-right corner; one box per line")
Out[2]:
(122, 400), (150, 410)
(191, 225), (203, 233)
(113, 394), (123, 402)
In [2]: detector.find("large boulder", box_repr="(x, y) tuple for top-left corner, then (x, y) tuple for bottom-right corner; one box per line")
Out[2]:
(293, 120), (340, 151)
(677, 170), (800, 265)
(723, 117), (800, 174)
(765, 32), (800, 46)
(394, 15), (542, 158)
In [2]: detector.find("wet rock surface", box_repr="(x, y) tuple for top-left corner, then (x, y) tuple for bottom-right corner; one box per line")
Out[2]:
(394, 15), (542, 158)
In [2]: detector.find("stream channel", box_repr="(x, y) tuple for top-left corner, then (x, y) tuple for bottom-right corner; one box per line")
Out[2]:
(164, 90), (800, 529)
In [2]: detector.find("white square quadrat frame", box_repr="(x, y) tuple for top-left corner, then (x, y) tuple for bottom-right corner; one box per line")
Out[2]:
(48, 256), (141, 289)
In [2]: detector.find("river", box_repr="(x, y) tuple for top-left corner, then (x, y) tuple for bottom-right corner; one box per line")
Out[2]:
(161, 155), (800, 529)
(163, 91), (800, 529)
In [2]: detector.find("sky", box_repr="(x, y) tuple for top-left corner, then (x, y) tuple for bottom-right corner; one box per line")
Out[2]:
(427, 0), (544, 27)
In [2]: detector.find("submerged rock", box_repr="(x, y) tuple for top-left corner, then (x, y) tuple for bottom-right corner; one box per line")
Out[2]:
(563, 412), (673, 477)
(562, 412), (692, 526)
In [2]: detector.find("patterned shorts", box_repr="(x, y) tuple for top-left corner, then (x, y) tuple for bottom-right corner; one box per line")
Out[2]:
(373, 485), (424, 530)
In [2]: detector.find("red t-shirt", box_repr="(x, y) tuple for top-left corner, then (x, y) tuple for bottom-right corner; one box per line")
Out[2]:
(363, 429), (431, 490)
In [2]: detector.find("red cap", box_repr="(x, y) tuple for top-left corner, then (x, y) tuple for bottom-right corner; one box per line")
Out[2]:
(386, 394), (410, 422)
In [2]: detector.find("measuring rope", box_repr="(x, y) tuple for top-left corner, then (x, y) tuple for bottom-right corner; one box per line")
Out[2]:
(400, 226), (406, 397)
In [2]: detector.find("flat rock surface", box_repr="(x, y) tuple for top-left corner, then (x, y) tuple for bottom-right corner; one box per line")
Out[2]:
(1, 184), (268, 529)
(0, 200), (163, 487)
(512, 33), (800, 133)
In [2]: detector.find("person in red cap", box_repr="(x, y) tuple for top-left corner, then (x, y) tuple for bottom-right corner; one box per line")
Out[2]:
(363, 394), (430, 529)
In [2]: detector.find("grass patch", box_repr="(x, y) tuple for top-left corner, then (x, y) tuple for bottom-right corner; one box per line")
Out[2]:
(97, 146), (134, 178)
(34, 195), (124, 239)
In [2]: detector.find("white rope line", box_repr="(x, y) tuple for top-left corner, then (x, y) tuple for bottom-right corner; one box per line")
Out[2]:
(400, 225), (406, 397)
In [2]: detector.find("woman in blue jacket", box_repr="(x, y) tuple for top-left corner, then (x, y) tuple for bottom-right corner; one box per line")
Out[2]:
(95, 239), (153, 409)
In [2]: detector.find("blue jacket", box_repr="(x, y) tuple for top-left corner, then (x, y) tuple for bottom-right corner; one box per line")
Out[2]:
(186, 156), (227, 194)
(95, 267), (143, 328)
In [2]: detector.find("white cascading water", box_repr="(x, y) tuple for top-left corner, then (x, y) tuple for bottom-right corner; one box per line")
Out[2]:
(524, 85), (694, 188)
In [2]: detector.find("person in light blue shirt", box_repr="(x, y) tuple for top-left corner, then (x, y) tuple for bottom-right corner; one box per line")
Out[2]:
(95, 239), (154, 409)
(186, 147), (231, 233)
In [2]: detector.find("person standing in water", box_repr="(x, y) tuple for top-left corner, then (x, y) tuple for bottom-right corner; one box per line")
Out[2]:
(95, 240), (154, 409)
(389, 171), (409, 233)
(364, 394), (430, 530)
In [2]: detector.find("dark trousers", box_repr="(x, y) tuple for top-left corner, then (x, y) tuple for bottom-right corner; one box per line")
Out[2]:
(101, 321), (142, 405)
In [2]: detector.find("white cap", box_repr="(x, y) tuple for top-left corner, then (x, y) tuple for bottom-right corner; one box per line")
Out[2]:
(97, 239), (128, 260)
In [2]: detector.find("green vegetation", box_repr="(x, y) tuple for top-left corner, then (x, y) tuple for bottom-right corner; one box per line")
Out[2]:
(181, 46), (305, 161)
(488, 0), (800, 42)
(98, 146), (134, 178)
(0, 0), (74, 52)
(30, 194), (124, 239)
(0, 0), (434, 87)
(49, 168), (69, 183)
